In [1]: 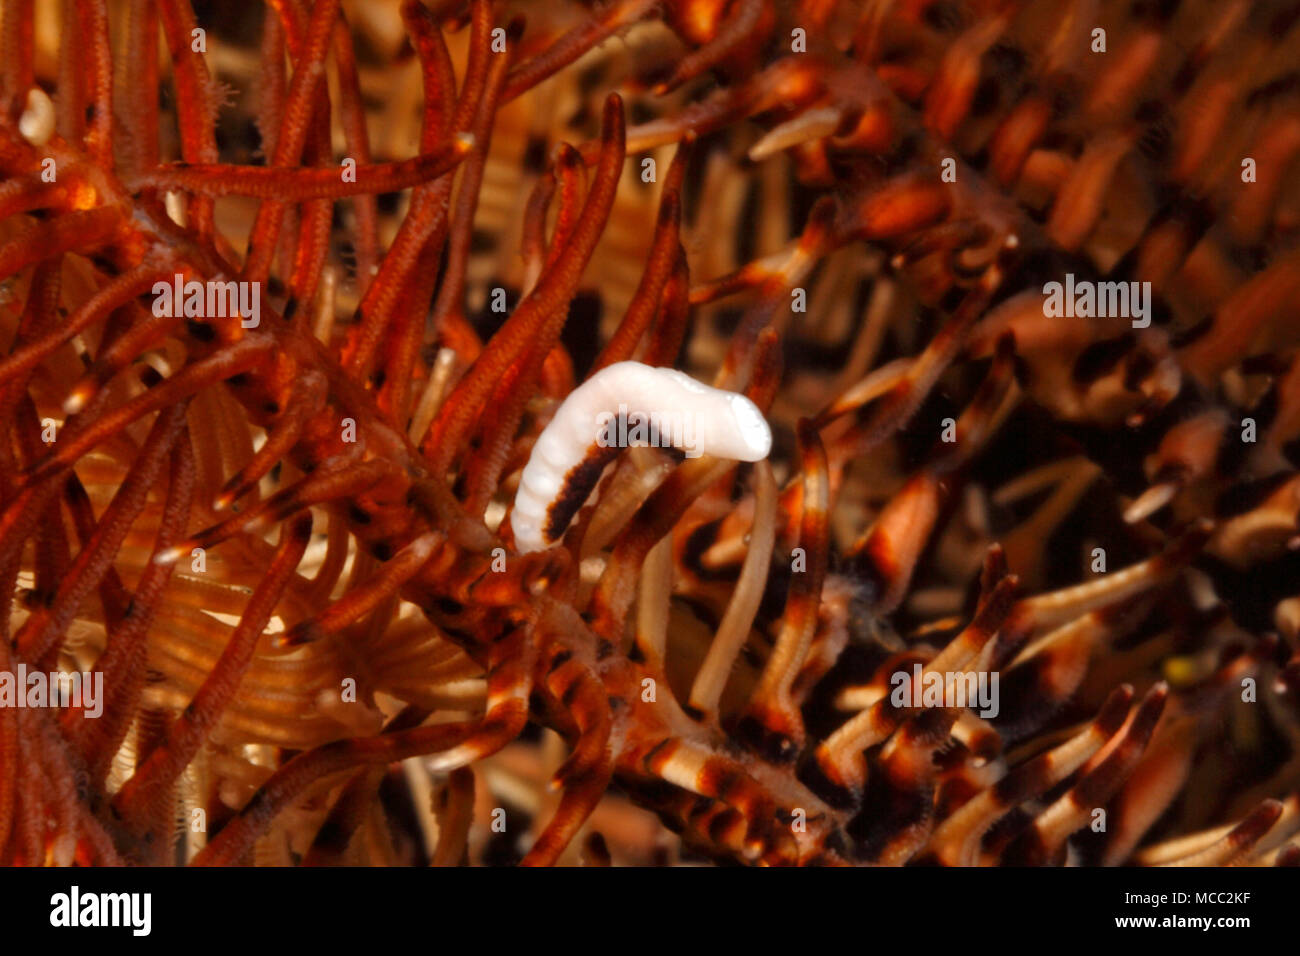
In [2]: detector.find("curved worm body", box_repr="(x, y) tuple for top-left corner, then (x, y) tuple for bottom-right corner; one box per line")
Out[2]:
(512, 361), (772, 552)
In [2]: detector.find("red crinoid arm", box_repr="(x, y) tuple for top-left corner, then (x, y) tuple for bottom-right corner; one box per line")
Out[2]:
(212, 370), (327, 511)
(12, 711), (44, 863)
(1177, 248), (1300, 388)
(0, 174), (70, 221)
(257, 6), (286, 156)
(63, 436), (195, 787)
(375, 237), (442, 424)
(813, 578), (1018, 798)
(428, 17), (522, 340)
(112, 514), (314, 833)
(75, 0), (113, 166)
(450, 0), (495, 130)
(14, 398), (72, 617)
(294, 196), (332, 317)
(654, 0), (768, 94)
(280, 16), (337, 310)
(156, 0), (219, 240)
(20, 335), (274, 489)
(519, 162), (558, 290)
(590, 136), (692, 372)
(61, 473), (133, 637)
(55, 3), (85, 144)
(1159, 799), (1288, 866)
(276, 531), (442, 647)
(421, 93), (626, 476)
(192, 625), (537, 865)
(458, 145), (590, 514)
(14, 402), (189, 666)
(131, 141), (475, 201)
(459, 355), (542, 516)
(118, 0), (161, 175)
(193, 718), (483, 864)
(598, 54), (821, 162)
(0, 263), (172, 390)
(339, 0), (460, 379)
(330, 12), (379, 291)
(0, 482), (19, 645)
(158, 455), (388, 561)
(796, 0), (835, 31)
(542, 144), (586, 269)
(639, 251), (691, 366)
(240, 0), (340, 284)
(843, 336), (1016, 611)
(0, 479), (59, 612)
(1, 343), (87, 607)
(0, 207), (121, 282)
(689, 195), (838, 307)
(0, 256), (60, 418)
(711, 197), (839, 388)
(502, 0), (659, 103)
(539, 342), (575, 397)
(403, 0), (459, 142)
(0, 0), (33, 119)
(22, 704), (121, 865)
(63, 297), (197, 416)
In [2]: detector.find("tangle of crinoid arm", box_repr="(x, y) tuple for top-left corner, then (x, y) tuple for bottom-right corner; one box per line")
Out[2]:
(2, 0), (1300, 868)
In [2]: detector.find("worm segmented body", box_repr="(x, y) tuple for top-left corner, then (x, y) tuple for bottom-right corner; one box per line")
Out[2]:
(512, 361), (771, 552)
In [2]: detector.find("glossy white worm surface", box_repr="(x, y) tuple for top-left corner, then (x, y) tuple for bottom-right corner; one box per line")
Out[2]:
(512, 361), (772, 553)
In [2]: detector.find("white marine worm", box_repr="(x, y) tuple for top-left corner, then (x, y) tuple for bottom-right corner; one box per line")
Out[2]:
(511, 361), (772, 553)
(19, 87), (55, 147)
